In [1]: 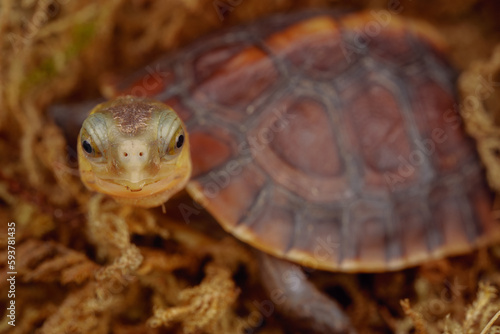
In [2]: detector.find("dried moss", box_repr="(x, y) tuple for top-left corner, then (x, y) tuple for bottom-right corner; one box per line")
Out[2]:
(1, 0), (500, 333)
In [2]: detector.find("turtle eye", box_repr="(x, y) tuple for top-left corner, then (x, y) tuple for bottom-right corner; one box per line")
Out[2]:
(80, 128), (103, 158)
(158, 109), (184, 159)
(79, 113), (107, 160)
(82, 140), (93, 154)
(166, 128), (185, 156)
(175, 132), (184, 149)
(160, 127), (184, 158)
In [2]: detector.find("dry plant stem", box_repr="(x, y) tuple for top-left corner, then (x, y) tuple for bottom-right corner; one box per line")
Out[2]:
(0, 0), (12, 125)
(400, 299), (428, 334)
(148, 262), (240, 333)
(402, 282), (500, 334)
(463, 283), (500, 332)
(480, 310), (500, 334)
(459, 44), (500, 191)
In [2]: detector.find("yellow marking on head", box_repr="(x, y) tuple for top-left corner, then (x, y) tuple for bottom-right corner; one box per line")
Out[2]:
(78, 96), (191, 207)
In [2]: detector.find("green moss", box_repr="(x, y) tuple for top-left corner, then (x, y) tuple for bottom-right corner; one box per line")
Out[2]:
(22, 58), (58, 92)
(66, 21), (96, 58)
(21, 21), (97, 93)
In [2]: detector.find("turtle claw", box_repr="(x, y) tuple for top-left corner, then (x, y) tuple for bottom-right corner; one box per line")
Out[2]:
(257, 252), (356, 334)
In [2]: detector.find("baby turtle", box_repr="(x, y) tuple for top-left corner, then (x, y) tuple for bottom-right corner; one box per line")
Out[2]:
(76, 10), (500, 332)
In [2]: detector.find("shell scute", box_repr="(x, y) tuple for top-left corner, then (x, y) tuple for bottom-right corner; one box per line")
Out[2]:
(248, 92), (349, 203)
(393, 197), (432, 264)
(346, 199), (394, 269)
(267, 97), (342, 177)
(289, 207), (343, 267)
(411, 80), (474, 171)
(189, 125), (237, 178)
(429, 184), (473, 249)
(191, 46), (279, 122)
(235, 187), (296, 255)
(265, 15), (351, 78)
(189, 162), (267, 230)
(345, 82), (416, 189)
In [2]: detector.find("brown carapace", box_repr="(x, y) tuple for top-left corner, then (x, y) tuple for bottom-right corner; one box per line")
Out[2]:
(110, 11), (499, 272)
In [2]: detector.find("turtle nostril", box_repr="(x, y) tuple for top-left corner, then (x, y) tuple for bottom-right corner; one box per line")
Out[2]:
(123, 152), (128, 157)
(139, 152), (143, 156)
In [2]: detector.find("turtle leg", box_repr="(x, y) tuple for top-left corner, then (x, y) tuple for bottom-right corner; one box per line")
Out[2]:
(257, 252), (355, 334)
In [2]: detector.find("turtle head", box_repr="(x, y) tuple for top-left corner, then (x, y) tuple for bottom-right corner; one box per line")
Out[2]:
(77, 96), (192, 207)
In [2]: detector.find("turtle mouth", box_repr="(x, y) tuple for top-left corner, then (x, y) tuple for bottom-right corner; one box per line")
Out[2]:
(88, 168), (189, 200)
(122, 180), (150, 192)
(89, 176), (163, 199)
(113, 178), (153, 193)
(127, 186), (144, 192)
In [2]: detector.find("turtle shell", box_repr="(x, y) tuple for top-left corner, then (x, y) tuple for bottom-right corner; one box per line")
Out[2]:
(112, 10), (500, 272)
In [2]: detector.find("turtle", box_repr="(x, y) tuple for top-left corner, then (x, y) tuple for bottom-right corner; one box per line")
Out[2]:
(75, 9), (500, 333)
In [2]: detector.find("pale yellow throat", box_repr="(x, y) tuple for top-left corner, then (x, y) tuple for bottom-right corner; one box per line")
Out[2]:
(77, 96), (192, 208)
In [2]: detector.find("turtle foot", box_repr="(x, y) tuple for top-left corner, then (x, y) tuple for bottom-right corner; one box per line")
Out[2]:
(257, 252), (356, 334)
